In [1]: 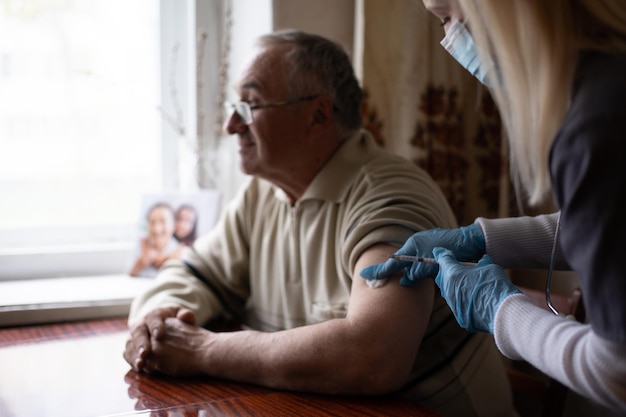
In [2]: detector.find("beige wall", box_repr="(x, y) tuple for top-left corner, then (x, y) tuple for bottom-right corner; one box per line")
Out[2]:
(272, 0), (355, 58)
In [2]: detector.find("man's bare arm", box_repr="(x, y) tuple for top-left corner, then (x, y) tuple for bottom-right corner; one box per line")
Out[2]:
(142, 243), (434, 395)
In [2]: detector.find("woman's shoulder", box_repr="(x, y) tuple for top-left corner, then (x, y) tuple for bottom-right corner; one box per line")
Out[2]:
(572, 50), (626, 115)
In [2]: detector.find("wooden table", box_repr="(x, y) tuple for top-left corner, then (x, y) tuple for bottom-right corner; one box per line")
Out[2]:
(0, 319), (440, 417)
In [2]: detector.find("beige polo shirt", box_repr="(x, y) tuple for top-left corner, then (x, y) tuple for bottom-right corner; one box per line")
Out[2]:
(129, 130), (456, 328)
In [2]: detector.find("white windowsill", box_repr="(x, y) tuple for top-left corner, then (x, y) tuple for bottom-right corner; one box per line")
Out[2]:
(0, 275), (154, 327)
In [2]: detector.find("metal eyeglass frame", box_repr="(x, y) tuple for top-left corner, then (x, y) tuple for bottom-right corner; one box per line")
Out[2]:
(224, 95), (319, 125)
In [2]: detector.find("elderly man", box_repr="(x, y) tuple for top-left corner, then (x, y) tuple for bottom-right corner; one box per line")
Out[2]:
(124, 30), (516, 417)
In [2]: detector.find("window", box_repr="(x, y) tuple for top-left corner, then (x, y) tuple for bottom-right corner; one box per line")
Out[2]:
(0, 0), (272, 282)
(0, 0), (160, 278)
(0, 0), (161, 241)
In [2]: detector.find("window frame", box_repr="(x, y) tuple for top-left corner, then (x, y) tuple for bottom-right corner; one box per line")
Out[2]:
(0, 0), (211, 281)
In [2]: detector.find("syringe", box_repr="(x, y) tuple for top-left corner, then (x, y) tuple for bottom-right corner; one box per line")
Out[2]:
(389, 254), (477, 266)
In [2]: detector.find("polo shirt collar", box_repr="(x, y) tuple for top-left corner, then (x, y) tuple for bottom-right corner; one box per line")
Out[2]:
(273, 129), (374, 204)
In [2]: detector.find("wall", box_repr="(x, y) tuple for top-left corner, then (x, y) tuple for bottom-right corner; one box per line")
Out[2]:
(272, 0), (356, 58)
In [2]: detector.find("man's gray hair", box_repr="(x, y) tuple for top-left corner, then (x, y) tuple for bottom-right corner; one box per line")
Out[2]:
(257, 30), (363, 137)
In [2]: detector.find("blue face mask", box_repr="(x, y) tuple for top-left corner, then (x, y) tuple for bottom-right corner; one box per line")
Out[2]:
(440, 20), (490, 86)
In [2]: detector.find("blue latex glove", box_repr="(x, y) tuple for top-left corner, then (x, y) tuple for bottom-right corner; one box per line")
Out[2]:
(360, 224), (486, 286)
(433, 246), (521, 333)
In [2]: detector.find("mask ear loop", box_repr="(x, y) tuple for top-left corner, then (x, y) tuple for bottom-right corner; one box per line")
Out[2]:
(545, 213), (562, 316)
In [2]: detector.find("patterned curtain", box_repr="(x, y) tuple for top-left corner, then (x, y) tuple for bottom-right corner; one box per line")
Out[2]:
(357, 0), (510, 224)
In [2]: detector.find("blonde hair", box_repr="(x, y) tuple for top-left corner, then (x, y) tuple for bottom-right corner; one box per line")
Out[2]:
(458, 0), (626, 205)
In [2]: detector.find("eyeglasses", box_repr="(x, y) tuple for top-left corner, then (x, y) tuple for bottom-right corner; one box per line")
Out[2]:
(224, 95), (319, 125)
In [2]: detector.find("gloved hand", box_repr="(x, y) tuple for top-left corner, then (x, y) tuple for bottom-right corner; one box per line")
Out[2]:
(433, 247), (521, 333)
(360, 224), (486, 286)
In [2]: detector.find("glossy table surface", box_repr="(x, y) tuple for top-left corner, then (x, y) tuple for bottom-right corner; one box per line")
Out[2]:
(0, 319), (440, 417)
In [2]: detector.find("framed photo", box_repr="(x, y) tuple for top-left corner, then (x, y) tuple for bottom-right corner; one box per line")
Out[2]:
(129, 190), (221, 277)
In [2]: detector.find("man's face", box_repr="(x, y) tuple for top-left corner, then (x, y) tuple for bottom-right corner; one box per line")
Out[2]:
(224, 45), (310, 181)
